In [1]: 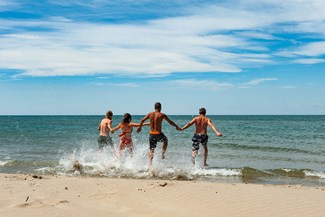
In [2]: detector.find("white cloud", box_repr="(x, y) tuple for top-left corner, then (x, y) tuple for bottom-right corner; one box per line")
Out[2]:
(1, 0), (325, 77)
(293, 42), (325, 56)
(0, 0), (19, 11)
(240, 77), (278, 87)
(171, 79), (233, 90)
(91, 82), (139, 87)
(293, 58), (325, 64)
(281, 85), (297, 89)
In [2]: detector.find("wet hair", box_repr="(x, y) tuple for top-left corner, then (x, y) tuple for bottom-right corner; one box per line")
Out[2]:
(122, 113), (132, 124)
(154, 102), (161, 111)
(106, 111), (113, 119)
(199, 108), (206, 115)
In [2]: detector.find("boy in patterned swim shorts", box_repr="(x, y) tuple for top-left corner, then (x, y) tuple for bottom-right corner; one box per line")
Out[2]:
(181, 108), (222, 166)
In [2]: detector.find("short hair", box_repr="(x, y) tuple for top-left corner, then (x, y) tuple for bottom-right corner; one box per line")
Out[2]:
(122, 113), (132, 124)
(154, 102), (161, 110)
(106, 111), (113, 119)
(199, 108), (206, 115)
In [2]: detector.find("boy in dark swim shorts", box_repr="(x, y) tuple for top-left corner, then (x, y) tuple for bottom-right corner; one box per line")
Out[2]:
(137, 102), (181, 166)
(181, 108), (222, 166)
(149, 133), (168, 150)
(98, 135), (114, 150)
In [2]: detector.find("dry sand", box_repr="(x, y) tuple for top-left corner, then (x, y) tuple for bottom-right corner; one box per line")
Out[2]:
(1, 173), (324, 217)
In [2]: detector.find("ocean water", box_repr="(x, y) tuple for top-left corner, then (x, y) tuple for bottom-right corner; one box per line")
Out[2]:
(0, 115), (324, 186)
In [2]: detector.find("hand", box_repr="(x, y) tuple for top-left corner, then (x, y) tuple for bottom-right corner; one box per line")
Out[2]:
(176, 126), (182, 131)
(217, 132), (222, 137)
(137, 127), (142, 133)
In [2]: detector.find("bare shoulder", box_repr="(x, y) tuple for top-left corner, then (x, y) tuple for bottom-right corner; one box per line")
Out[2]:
(148, 112), (155, 118)
(206, 117), (213, 123)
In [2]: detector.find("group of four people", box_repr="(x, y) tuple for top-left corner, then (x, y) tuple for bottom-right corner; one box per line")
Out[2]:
(98, 102), (222, 166)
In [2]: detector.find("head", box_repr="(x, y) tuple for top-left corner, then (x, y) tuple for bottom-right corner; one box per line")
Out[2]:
(122, 113), (132, 124)
(199, 108), (206, 115)
(154, 102), (162, 112)
(106, 111), (113, 119)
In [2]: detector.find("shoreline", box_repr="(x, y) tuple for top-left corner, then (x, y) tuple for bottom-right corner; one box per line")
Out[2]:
(1, 173), (324, 217)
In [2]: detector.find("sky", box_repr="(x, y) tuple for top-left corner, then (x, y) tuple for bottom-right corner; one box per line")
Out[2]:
(0, 0), (324, 115)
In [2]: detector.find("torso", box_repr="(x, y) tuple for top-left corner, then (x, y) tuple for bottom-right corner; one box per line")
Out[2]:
(120, 123), (133, 139)
(99, 118), (111, 136)
(194, 115), (209, 134)
(149, 111), (164, 133)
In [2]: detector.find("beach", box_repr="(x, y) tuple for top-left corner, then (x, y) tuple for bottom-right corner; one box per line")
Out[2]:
(1, 173), (324, 217)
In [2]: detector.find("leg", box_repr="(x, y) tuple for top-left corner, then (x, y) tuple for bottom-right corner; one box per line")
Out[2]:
(202, 144), (208, 166)
(127, 143), (134, 157)
(118, 141), (125, 157)
(149, 149), (154, 166)
(191, 150), (198, 165)
(161, 138), (168, 159)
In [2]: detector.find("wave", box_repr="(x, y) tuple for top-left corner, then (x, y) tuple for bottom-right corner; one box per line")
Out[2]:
(215, 143), (323, 155)
(1, 145), (324, 185)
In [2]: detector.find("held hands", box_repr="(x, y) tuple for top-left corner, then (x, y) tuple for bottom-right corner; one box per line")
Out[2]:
(176, 126), (182, 131)
(137, 126), (142, 133)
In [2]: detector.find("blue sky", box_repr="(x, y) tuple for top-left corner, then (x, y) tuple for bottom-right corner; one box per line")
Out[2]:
(0, 0), (324, 115)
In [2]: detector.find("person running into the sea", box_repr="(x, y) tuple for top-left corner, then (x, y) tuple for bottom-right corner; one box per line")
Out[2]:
(137, 102), (181, 166)
(111, 113), (149, 157)
(98, 110), (114, 151)
(181, 108), (222, 166)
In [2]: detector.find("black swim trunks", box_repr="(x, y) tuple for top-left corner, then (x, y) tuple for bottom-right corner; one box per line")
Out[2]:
(149, 133), (168, 150)
(98, 135), (114, 150)
(192, 133), (208, 151)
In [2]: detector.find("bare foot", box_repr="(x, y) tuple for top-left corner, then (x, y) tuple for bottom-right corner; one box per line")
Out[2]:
(204, 163), (209, 167)
(161, 155), (165, 159)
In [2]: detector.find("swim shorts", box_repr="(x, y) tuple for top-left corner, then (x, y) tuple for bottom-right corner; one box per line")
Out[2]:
(98, 135), (114, 150)
(192, 134), (208, 151)
(149, 133), (168, 150)
(121, 137), (132, 146)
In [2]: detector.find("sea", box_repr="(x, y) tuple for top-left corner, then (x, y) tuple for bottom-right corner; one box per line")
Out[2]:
(0, 115), (324, 186)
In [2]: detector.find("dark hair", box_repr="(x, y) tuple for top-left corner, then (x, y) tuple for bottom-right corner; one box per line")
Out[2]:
(122, 113), (132, 124)
(199, 108), (206, 115)
(154, 102), (161, 111)
(106, 111), (113, 119)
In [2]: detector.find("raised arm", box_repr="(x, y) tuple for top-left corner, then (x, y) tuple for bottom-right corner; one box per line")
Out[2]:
(163, 115), (181, 130)
(207, 119), (222, 137)
(137, 114), (150, 133)
(181, 118), (196, 131)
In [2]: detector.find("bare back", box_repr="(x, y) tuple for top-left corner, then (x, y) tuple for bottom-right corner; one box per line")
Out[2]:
(99, 118), (111, 136)
(148, 111), (165, 133)
(120, 123), (133, 139)
(194, 115), (209, 134)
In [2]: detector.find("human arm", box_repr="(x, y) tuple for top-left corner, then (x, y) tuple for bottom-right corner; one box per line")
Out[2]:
(181, 118), (196, 131)
(130, 122), (150, 127)
(207, 119), (222, 137)
(111, 123), (121, 133)
(137, 114), (150, 133)
(107, 120), (113, 132)
(163, 115), (181, 131)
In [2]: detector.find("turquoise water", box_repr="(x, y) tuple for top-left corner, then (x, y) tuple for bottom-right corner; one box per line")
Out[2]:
(0, 115), (324, 186)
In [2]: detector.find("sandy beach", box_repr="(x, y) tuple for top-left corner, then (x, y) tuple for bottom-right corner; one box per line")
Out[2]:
(0, 173), (324, 217)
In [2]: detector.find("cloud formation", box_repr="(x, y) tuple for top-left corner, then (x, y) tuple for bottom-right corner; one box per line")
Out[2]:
(0, 0), (325, 77)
